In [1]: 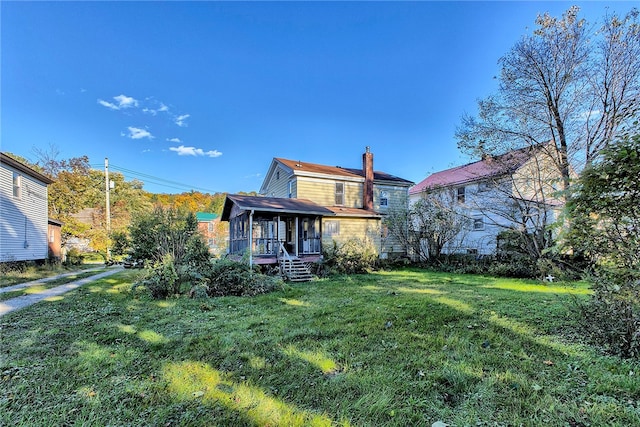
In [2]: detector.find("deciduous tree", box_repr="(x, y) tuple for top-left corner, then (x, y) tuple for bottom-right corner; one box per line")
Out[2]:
(457, 7), (640, 197)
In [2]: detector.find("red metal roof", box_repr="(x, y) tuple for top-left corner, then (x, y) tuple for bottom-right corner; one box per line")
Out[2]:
(409, 146), (539, 195)
(275, 158), (413, 185)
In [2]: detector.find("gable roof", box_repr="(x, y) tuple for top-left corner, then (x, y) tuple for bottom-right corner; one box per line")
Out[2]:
(221, 194), (335, 221)
(196, 212), (218, 222)
(260, 157), (413, 194)
(1, 152), (54, 185)
(409, 145), (545, 195)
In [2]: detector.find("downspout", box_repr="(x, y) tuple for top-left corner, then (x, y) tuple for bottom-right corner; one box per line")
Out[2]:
(248, 210), (254, 267)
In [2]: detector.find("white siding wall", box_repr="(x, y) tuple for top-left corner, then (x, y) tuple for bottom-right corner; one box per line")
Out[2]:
(0, 162), (49, 261)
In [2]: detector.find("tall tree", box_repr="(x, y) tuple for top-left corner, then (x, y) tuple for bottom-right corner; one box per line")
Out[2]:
(457, 6), (640, 196)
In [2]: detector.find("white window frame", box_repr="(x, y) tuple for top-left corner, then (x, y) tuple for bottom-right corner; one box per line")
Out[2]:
(380, 190), (388, 208)
(472, 216), (485, 231)
(323, 220), (340, 236)
(335, 182), (344, 206)
(13, 172), (22, 199)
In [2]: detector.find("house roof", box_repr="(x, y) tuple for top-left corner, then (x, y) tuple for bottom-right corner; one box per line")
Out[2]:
(409, 145), (544, 195)
(221, 194), (335, 221)
(196, 212), (218, 222)
(324, 206), (382, 218)
(270, 158), (413, 185)
(1, 152), (54, 185)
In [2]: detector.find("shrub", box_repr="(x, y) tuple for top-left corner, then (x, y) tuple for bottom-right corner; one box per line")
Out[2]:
(323, 238), (378, 275)
(140, 254), (180, 299)
(574, 269), (640, 358)
(64, 248), (84, 266)
(0, 259), (29, 274)
(208, 258), (282, 297)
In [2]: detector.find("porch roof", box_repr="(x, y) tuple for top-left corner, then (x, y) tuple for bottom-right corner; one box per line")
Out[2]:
(221, 194), (335, 221)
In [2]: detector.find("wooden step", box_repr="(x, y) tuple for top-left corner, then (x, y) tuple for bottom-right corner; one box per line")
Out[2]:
(279, 258), (315, 282)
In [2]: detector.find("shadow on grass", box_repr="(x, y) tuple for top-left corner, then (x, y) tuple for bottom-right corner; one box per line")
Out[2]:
(163, 360), (347, 426)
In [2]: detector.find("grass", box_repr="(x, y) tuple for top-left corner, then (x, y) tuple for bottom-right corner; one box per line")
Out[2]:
(0, 263), (101, 288)
(0, 270), (109, 302)
(1, 267), (638, 426)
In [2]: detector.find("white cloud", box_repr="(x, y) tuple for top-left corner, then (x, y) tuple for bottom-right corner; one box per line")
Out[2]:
(167, 137), (182, 143)
(114, 94), (139, 108)
(158, 103), (169, 112)
(126, 126), (154, 140)
(175, 114), (190, 127)
(98, 94), (139, 110)
(169, 145), (222, 158)
(98, 99), (119, 110)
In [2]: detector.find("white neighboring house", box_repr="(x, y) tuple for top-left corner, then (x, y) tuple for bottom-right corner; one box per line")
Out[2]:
(409, 144), (565, 256)
(0, 153), (54, 262)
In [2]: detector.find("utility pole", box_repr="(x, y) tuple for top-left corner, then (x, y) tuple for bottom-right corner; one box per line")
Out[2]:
(105, 157), (111, 261)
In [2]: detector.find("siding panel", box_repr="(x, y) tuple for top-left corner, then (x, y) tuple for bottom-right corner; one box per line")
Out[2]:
(1, 162), (49, 261)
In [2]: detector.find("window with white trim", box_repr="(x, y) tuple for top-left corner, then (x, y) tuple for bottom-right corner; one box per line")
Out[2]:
(473, 216), (484, 231)
(13, 172), (22, 198)
(335, 182), (344, 205)
(380, 190), (388, 208)
(323, 220), (340, 236)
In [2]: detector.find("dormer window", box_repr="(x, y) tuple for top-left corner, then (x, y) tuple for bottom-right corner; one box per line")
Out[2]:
(335, 182), (344, 205)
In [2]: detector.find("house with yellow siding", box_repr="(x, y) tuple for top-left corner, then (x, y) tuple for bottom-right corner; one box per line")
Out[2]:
(221, 148), (413, 270)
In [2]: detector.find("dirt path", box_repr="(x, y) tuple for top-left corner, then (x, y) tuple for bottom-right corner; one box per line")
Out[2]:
(0, 266), (124, 318)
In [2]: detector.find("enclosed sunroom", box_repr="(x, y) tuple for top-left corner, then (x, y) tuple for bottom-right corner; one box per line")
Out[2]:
(221, 194), (335, 267)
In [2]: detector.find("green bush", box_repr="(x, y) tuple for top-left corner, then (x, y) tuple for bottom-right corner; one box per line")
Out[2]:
(140, 254), (180, 299)
(323, 238), (378, 275)
(64, 248), (84, 266)
(208, 258), (281, 297)
(574, 269), (640, 358)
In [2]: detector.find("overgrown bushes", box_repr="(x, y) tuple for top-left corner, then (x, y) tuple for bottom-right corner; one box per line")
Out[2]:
(574, 270), (640, 358)
(322, 238), (378, 275)
(565, 130), (640, 358)
(135, 256), (283, 300)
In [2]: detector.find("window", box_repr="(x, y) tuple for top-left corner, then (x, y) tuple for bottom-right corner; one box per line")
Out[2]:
(323, 220), (340, 236)
(208, 222), (214, 232)
(288, 180), (293, 198)
(380, 191), (388, 208)
(13, 172), (22, 198)
(276, 170), (280, 180)
(457, 186), (465, 203)
(473, 217), (484, 231)
(335, 182), (344, 205)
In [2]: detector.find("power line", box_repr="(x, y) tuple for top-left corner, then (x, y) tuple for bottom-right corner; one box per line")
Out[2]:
(90, 163), (223, 194)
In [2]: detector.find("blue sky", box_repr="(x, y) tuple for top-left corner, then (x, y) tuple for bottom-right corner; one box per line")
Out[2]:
(1, 1), (629, 194)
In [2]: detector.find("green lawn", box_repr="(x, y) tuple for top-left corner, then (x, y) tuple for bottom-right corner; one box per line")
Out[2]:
(1, 268), (638, 426)
(0, 270), (109, 302)
(0, 263), (101, 288)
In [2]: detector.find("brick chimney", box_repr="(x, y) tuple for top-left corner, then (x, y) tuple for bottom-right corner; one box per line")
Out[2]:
(363, 147), (374, 210)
